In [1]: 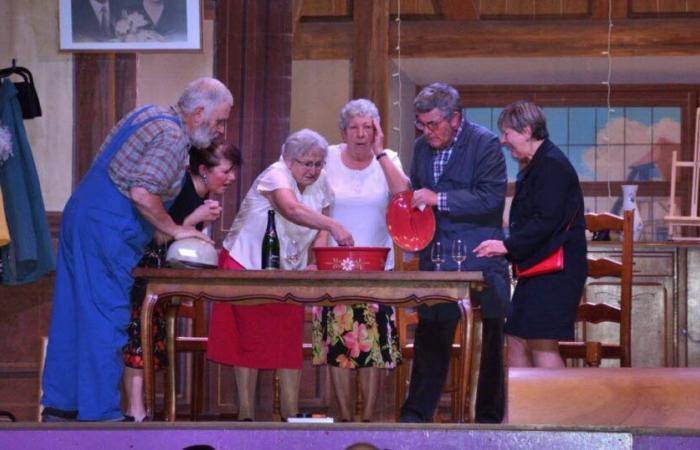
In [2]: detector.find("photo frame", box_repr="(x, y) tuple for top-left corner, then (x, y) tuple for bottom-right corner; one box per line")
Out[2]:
(59, 0), (202, 51)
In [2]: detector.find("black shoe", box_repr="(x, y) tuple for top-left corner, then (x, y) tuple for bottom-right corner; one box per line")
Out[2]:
(399, 414), (425, 423)
(119, 415), (135, 422)
(41, 407), (78, 423)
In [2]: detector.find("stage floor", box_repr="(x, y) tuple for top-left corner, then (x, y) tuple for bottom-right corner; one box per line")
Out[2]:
(3, 422), (700, 450)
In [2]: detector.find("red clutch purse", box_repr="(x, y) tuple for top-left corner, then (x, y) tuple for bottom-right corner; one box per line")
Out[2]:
(513, 206), (579, 279)
(514, 246), (564, 278)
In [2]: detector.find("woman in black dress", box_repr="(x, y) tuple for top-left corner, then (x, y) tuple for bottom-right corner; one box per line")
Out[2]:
(474, 100), (587, 368)
(122, 142), (240, 421)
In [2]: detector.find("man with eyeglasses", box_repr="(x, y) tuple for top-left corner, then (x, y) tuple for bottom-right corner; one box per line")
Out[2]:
(400, 82), (510, 424)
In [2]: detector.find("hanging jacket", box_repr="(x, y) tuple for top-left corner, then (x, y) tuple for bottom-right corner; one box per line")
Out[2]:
(0, 79), (54, 284)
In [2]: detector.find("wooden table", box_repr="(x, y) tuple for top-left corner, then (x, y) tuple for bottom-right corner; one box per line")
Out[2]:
(134, 268), (485, 422)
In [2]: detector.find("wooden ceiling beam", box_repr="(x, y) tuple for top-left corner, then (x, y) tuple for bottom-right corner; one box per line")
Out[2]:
(294, 17), (700, 59)
(590, 0), (629, 20)
(434, 0), (479, 20)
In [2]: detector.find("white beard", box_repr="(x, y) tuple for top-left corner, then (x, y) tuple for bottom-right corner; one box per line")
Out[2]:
(190, 121), (214, 148)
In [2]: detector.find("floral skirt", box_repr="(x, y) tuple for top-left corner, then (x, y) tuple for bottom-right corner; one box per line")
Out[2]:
(122, 277), (168, 370)
(312, 303), (401, 369)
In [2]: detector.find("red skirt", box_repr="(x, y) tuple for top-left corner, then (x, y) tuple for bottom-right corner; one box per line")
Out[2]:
(206, 250), (304, 369)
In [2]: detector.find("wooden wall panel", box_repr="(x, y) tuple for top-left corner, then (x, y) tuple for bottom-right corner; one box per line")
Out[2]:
(213, 0), (293, 241)
(73, 53), (136, 186)
(352, 0), (390, 127)
(0, 274), (54, 421)
(300, 0), (350, 18)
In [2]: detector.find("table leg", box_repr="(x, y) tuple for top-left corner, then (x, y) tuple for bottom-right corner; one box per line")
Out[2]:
(141, 292), (160, 421)
(164, 301), (179, 421)
(458, 297), (482, 423)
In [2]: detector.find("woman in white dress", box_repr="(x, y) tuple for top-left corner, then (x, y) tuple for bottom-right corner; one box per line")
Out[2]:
(207, 129), (353, 421)
(311, 99), (410, 421)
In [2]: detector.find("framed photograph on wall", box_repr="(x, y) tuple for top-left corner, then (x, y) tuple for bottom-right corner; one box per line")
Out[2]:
(59, 0), (202, 51)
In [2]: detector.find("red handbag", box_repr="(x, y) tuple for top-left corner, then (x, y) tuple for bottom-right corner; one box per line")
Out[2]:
(513, 206), (579, 279)
(514, 246), (564, 278)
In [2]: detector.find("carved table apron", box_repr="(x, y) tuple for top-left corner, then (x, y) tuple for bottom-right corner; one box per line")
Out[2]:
(133, 268), (485, 422)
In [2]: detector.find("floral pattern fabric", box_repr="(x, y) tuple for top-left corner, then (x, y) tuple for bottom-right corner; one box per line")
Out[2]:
(123, 276), (167, 370)
(312, 303), (401, 369)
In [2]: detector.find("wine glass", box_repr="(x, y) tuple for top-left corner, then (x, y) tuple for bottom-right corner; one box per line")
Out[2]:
(431, 241), (444, 271)
(285, 239), (300, 266)
(452, 239), (466, 272)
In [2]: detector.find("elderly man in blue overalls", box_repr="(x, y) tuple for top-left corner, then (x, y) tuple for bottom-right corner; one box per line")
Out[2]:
(41, 77), (233, 422)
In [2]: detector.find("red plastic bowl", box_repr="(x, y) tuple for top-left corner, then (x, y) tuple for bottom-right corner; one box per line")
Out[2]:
(313, 247), (390, 272)
(386, 191), (436, 252)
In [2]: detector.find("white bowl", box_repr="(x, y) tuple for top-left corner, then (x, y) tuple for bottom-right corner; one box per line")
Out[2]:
(166, 237), (218, 268)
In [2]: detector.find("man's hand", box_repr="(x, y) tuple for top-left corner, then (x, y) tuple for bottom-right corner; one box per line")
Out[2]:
(412, 188), (438, 208)
(173, 225), (214, 244)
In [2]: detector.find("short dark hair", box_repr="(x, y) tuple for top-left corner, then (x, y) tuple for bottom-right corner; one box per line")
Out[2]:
(497, 100), (549, 140)
(189, 142), (241, 173)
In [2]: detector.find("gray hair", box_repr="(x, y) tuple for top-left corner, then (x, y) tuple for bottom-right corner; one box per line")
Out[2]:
(0, 124), (12, 165)
(414, 82), (461, 119)
(497, 100), (549, 141)
(281, 129), (328, 160)
(338, 98), (380, 131)
(177, 77), (233, 116)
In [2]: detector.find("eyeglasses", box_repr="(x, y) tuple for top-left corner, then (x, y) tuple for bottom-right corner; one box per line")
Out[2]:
(294, 158), (326, 169)
(415, 117), (447, 132)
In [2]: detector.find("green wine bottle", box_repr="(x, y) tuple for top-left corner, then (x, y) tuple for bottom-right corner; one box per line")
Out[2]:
(261, 209), (281, 269)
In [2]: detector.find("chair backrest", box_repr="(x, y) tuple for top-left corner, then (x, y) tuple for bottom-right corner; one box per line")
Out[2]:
(393, 244), (420, 272)
(559, 210), (634, 367)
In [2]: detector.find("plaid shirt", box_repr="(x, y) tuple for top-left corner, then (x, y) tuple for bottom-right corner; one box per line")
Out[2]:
(432, 120), (464, 212)
(105, 105), (190, 202)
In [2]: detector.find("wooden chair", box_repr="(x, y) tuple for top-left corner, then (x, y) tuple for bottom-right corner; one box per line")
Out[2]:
(163, 299), (208, 421)
(559, 210), (634, 367)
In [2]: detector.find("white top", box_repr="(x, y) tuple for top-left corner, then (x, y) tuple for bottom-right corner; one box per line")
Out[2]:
(223, 160), (334, 270)
(324, 144), (405, 270)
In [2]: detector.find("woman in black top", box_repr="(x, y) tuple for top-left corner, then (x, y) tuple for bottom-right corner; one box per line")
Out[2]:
(122, 142), (240, 421)
(474, 100), (587, 368)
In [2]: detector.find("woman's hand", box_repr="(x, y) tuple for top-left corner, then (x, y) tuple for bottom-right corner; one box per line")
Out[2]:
(473, 239), (507, 258)
(371, 118), (385, 157)
(330, 223), (354, 247)
(187, 199), (222, 225)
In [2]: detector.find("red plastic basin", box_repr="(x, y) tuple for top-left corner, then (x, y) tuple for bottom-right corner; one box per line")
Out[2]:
(313, 247), (390, 272)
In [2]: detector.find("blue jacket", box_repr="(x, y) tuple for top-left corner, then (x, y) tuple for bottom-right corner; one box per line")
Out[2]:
(0, 79), (54, 284)
(410, 117), (510, 319)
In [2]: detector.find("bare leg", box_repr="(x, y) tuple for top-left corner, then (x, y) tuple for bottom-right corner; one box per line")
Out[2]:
(530, 339), (565, 368)
(359, 367), (379, 421)
(330, 366), (353, 421)
(277, 368), (301, 419)
(234, 367), (258, 420)
(506, 335), (532, 368)
(122, 366), (146, 422)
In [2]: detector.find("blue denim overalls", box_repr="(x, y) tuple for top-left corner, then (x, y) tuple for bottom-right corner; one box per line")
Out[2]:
(42, 105), (181, 420)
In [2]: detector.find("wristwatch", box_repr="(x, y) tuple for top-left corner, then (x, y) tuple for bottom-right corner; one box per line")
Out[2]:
(376, 151), (387, 161)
